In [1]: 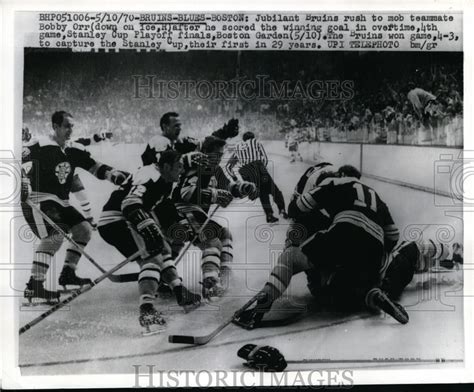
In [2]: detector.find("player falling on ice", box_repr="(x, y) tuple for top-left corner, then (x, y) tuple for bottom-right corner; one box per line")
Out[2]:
(98, 150), (201, 335)
(23, 126), (114, 229)
(168, 135), (258, 300)
(234, 166), (411, 329)
(21, 111), (128, 304)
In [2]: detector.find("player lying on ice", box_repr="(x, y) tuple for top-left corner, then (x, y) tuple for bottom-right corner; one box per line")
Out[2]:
(98, 150), (203, 335)
(160, 135), (258, 301)
(234, 164), (398, 328)
(21, 111), (129, 305)
(235, 164), (462, 329)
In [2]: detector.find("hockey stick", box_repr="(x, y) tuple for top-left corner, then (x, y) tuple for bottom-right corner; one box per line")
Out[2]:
(168, 292), (258, 345)
(19, 249), (141, 335)
(152, 204), (221, 269)
(26, 200), (139, 283)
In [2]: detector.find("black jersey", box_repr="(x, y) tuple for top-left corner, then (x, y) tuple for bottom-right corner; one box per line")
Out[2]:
(99, 165), (173, 227)
(22, 136), (110, 202)
(297, 176), (399, 249)
(141, 135), (200, 166)
(288, 162), (333, 219)
(173, 165), (232, 210)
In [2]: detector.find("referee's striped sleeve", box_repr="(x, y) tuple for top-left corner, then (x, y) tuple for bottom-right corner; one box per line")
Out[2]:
(257, 141), (268, 166)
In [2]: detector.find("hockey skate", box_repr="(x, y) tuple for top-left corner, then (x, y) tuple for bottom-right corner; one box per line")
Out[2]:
(24, 277), (60, 306)
(201, 276), (226, 302)
(368, 288), (409, 325)
(58, 266), (92, 293)
(266, 214), (279, 224)
(174, 285), (201, 312)
(139, 303), (166, 336)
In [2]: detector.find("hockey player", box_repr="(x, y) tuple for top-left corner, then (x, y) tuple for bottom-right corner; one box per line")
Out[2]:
(286, 161), (335, 247)
(285, 127), (303, 163)
(141, 111), (239, 166)
(23, 126), (113, 229)
(167, 135), (258, 300)
(234, 167), (408, 329)
(98, 149), (201, 334)
(21, 111), (128, 304)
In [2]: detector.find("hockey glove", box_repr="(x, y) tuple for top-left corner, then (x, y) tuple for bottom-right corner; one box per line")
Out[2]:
(21, 177), (31, 202)
(126, 208), (164, 256)
(176, 136), (199, 154)
(108, 169), (129, 185)
(213, 118), (239, 140)
(182, 152), (209, 170)
(237, 344), (287, 372)
(210, 189), (233, 208)
(232, 181), (258, 200)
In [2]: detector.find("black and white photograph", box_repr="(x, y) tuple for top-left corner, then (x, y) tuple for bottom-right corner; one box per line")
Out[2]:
(0, 6), (471, 389)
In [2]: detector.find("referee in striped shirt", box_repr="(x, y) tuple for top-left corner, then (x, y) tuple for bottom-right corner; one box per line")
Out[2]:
(226, 131), (287, 223)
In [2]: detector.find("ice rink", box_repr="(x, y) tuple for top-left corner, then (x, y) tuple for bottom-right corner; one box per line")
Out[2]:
(16, 142), (464, 375)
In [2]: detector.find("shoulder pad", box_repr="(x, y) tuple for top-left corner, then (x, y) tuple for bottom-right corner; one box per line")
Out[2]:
(149, 135), (172, 152)
(132, 165), (161, 185)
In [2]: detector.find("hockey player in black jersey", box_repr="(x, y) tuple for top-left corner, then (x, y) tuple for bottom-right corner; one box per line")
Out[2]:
(165, 135), (257, 300)
(21, 111), (128, 304)
(98, 150), (202, 334)
(23, 125), (113, 229)
(140, 111), (239, 167)
(234, 166), (411, 328)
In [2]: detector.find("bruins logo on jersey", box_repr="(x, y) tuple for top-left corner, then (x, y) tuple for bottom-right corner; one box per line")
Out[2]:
(55, 162), (71, 184)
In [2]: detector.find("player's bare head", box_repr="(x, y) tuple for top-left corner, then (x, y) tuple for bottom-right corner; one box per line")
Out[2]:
(338, 165), (361, 179)
(160, 112), (181, 141)
(201, 136), (226, 166)
(157, 150), (183, 183)
(51, 111), (74, 145)
(242, 131), (255, 141)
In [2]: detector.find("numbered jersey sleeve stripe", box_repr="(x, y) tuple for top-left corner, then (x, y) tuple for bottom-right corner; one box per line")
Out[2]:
(384, 224), (400, 241)
(296, 192), (317, 212)
(331, 210), (384, 244)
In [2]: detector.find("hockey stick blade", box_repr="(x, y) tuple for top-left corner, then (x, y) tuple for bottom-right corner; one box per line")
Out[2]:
(26, 200), (138, 283)
(168, 335), (196, 344)
(168, 293), (259, 345)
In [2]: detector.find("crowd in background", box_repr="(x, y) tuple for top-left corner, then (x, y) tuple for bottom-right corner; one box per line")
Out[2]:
(23, 51), (462, 147)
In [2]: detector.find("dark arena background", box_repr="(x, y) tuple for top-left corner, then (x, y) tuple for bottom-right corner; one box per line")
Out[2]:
(23, 50), (462, 146)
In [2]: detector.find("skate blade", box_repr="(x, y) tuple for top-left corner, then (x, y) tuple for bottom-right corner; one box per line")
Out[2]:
(141, 325), (167, 336)
(21, 298), (59, 308)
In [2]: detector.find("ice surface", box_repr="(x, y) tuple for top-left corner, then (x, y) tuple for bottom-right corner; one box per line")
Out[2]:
(17, 143), (464, 375)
